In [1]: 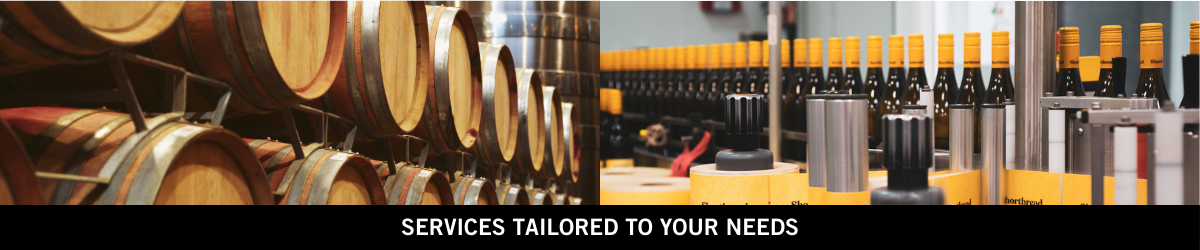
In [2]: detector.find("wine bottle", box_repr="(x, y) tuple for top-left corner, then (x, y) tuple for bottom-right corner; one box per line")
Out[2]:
(826, 37), (845, 92)
(1055, 27), (1084, 96)
(865, 36), (885, 148)
(784, 39), (807, 161)
(933, 33), (959, 150)
(732, 42), (748, 96)
(904, 34), (927, 105)
(959, 32), (985, 153)
(808, 38), (826, 94)
(985, 31), (1015, 104)
(1094, 25), (1122, 97)
(1135, 23), (1169, 104)
(778, 39), (792, 117)
(635, 48), (650, 115)
(881, 35), (906, 117)
(715, 43), (734, 122)
(748, 41), (763, 95)
(844, 37), (864, 94)
(690, 45), (709, 118)
(704, 44), (721, 121)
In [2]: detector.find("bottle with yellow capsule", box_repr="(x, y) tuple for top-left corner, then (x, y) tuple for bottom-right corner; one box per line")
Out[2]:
(704, 44), (722, 120)
(986, 31), (1015, 103)
(1094, 26), (1122, 97)
(634, 48), (651, 115)
(1135, 23), (1169, 104)
(958, 32), (984, 153)
(747, 41), (764, 95)
(777, 39), (792, 109)
(1182, 21), (1198, 109)
(785, 39), (808, 132)
(843, 37), (863, 94)
(1055, 27), (1084, 96)
(864, 36), (885, 148)
(881, 35), (906, 117)
(687, 45), (706, 117)
(671, 46), (689, 117)
(715, 43), (735, 122)
(732, 42), (749, 95)
(808, 38), (826, 93)
(826, 37), (845, 92)
(933, 33), (958, 150)
(903, 34), (927, 105)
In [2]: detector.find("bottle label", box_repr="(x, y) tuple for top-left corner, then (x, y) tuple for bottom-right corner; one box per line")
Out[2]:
(1140, 42), (1163, 69)
(964, 46), (981, 68)
(992, 46), (1009, 68)
(1059, 45), (1079, 69)
(1099, 44), (1121, 69)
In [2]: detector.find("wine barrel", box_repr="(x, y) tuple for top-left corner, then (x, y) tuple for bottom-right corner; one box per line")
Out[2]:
(562, 102), (580, 182)
(243, 139), (296, 192)
(0, 116), (44, 204)
(496, 182), (529, 205)
(0, 107), (274, 205)
(323, 1), (430, 140)
(381, 162), (453, 205)
(150, 1), (347, 115)
(410, 5), (482, 155)
(452, 174), (498, 205)
(0, 1), (184, 74)
(514, 68), (545, 177)
(553, 190), (570, 205)
(528, 188), (554, 205)
(257, 142), (387, 205)
(542, 86), (565, 178)
(472, 42), (519, 166)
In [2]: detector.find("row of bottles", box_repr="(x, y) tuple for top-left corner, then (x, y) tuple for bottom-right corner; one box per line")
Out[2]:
(1054, 23), (1176, 106)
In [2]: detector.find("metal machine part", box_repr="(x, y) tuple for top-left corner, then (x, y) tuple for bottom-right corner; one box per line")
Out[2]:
(824, 94), (869, 193)
(980, 104), (1006, 205)
(807, 94), (830, 188)
(1015, 1), (1056, 172)
(1084, 107), (1200, 205)
(715, 94), (773, 171)
(949, 104), (974, 173)
(872, 113), (942, 205)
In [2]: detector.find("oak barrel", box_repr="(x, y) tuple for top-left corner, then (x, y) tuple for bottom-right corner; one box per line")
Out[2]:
(561, 102), (580, 182)
(471, 42), (519, 166)
(496, 182), (529, 205)
(380, 162), (453, 205)
(0, 1), (184, 74)
(452, 174), (498, 205)
(542, 86), (565, 178)
(410, 5), (482, 155)
(514, 68), (545, 177)
(528, 188), (555, 205)
(0, 116), (44, 204)
(254, 142), (387, 205)
(150, 1), (347, 115)
(0, 107), (274, 205)
(323, 1), (430, 139)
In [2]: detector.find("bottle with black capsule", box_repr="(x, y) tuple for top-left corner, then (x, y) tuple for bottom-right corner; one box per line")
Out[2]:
(904, 34), (928, 105)
(881, 35), (906, 117)
(985, 31), (1015, 103)
(871, 113), (945, 205)
(1054, 27), (1085, 96)
(864, 36), (885, 148)
(933, 33), (958, 150)
(826, 37), (845, 92)
(715, 94), (773, 171)
(843, 37), (864, 94)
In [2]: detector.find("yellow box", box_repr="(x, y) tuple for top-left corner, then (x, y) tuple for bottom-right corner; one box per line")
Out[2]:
(929, 170), (981, 205)
(1061, 173), (1148, 205)
(769, 173), (809, 205)
(1004, 169), (1060, 205)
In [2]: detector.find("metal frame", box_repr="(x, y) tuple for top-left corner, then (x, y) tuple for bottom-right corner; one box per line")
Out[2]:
(1083, 106), (1200, 205)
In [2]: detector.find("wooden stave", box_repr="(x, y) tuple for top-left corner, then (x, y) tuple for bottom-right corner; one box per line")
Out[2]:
(541, 86), (565, 178)
(328, 1), (431, 140)
(0, 10), (103, 76)
(0, 116), (44, 205)
(149, 2), (347, 115)
(0, 107), (275, 205)
(243, 139), (298, 192)
(471, 41), (519, 166)
(272, 146), (387, 205)
(383, 164), (453, 205)
(513, 68), (545, 177)
(411, 5), (482, 155)
(0, 2), (184, 56)
(451, 174), (498, 205)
